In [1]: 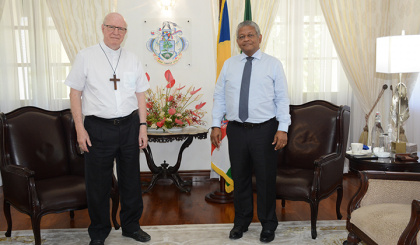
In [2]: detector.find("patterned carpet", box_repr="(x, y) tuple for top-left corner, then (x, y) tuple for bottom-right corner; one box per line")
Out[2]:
(0, 220), (348, 245)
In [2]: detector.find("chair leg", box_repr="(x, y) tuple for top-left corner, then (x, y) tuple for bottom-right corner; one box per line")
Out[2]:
(111, 191), (120, 230)
(4, 201), (12, 237)
(345, 231), (361, 245)
(336, 186), (343, 220)
(281, 199), (286, 208)
(69, 210), (74, 219)
(31, 214), (42, 245)
(310, 201), (319, 239)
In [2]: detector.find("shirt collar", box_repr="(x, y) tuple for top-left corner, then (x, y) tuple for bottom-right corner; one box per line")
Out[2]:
(240, 49), (262, 61)
(100, 41), (121, 55)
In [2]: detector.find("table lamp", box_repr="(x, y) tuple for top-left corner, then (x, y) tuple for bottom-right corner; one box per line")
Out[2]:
(376, 30), (420, 153)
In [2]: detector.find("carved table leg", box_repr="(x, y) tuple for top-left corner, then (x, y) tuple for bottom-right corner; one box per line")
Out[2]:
(142, 144), (163, 193)
(141, 136), (194, 193)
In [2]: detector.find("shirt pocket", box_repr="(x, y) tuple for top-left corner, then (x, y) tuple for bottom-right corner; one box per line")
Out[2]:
(123, 72), (137, 90)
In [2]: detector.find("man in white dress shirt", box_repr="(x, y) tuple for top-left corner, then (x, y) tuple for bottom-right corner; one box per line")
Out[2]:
(65, 12), (150, 245)
(211, 20), (291, 243)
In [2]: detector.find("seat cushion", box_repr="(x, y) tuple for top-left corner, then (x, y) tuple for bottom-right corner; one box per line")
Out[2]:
(350, 203), (419, 245)
(275, 168), (313, 199)
(36, 175), (87, 211)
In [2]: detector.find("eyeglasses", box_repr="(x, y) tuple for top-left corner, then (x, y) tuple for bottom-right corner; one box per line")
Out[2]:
(237, 33), (256, 40)
(104, 24), (127, 33)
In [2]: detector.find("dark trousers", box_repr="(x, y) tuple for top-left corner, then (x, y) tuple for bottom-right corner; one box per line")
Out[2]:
(84, 112), (143, 241)
(226, 118), (279, 230)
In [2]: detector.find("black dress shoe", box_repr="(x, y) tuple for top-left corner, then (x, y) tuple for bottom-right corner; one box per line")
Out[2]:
(260, 229), (275, 243)
(229, 225), (248, 240)
(89, 240), (104, 245)
(122, 228), (151, 242)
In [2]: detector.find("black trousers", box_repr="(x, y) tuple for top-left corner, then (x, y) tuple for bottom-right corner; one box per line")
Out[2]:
(226, 118), (279, 230)
(84, 112), (143, 241)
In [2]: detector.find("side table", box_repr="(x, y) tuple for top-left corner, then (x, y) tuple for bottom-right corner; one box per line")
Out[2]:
(142, 126), (208, 193)
(346, 152), (420, 172)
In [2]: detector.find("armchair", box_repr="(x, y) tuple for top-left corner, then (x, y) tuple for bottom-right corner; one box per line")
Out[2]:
(275, 100), (350, 239)
(345, 171), (420, 245)
(0, 107), (120, 245)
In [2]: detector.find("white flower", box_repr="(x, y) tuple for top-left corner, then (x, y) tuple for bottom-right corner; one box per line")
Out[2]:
(151, 124), (157, 129)
(166, 118), (172, 122)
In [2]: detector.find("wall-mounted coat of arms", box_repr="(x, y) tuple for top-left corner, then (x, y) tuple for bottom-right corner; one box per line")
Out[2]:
(146, 21), (189, 65)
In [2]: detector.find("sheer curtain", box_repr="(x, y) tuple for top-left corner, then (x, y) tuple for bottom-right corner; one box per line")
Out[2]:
(0, 0), (70, 113)
(319, 0), (420, 144)
(46, 0), (116, 63)
(265, 0), (352, 107)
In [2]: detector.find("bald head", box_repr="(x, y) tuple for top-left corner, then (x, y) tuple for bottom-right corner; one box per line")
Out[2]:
(101, 12), (128, 50)
(103, 12), (127, 28)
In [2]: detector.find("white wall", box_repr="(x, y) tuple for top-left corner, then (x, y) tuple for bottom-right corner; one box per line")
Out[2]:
(118, 0), (217, 172)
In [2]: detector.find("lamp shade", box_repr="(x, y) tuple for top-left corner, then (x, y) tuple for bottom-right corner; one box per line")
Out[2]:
(376, 34), (420, 73)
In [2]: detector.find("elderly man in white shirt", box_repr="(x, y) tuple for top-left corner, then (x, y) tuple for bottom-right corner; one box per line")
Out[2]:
(65, 12), (150, 245)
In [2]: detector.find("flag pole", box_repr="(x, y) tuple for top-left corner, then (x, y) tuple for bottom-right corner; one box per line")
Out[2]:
(205, 177), (233, 203)
(205, 0), (233, 203)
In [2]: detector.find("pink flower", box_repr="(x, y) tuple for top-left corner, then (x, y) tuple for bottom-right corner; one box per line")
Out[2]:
(168, 108), (176, 115)
(167, 95), (174, 102)
(175, 119), (184, 125)
(195, 102), (206, 110)
(176, 85), (186, 90)
(190, 87), (202, 95)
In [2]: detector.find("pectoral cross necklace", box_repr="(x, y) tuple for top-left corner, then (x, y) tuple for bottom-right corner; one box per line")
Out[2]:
(99, 43), (122, 90)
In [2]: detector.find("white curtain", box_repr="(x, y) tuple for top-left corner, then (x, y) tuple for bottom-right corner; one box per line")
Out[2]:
(265, 0), (352, 107)
(0, 0), (5, 21)
(319, 0), (420, 144)
(46, 0), (116, 63)
(0, 0), (70, 113)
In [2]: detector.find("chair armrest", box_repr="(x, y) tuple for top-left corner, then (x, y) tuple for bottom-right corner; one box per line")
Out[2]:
(347, 171), (420, 223)
(398, 199), (420, 245)
(1, 165), (38, 212)
(3, 164), (35, 177)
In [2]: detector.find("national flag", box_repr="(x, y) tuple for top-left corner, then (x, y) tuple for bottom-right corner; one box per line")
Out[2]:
(244, 0), (252, 21)
(211, 0), (234, 193)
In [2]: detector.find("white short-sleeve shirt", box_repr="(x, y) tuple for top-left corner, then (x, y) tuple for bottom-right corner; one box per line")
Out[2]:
(65, 41), (150, 119)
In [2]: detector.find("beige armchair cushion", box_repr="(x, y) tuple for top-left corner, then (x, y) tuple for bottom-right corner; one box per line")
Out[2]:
(361, 179), (420, 206)
(351, 203), (419, 245)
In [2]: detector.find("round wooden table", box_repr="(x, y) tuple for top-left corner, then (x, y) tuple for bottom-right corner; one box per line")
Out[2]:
(346, 152), (420, 172)
(142, 126), (208, 193)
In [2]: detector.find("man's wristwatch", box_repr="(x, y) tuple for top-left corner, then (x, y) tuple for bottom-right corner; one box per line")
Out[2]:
(140, 122), (147, 126)
(211, 126), (221, 129)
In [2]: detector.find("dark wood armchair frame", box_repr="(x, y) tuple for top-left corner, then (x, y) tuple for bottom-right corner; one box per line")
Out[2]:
(0, 107), (120, 245)
(345, 171), (420, 245)
(276, 100), (350, 239)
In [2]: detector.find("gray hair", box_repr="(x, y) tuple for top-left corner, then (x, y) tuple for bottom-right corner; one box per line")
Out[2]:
(236, 20), (261, 37)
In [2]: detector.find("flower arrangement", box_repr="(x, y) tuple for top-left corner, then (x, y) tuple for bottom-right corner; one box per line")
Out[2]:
(145, 69), (206, 131)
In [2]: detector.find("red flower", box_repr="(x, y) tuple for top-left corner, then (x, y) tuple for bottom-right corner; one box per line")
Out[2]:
(195, 102), (206, 110)
(145, 72), (150, 82)
(166, 79), (175, 88)
(167, 95), (174, 101)
(175, 119), (184, 125)
(164, 70), (174, 82)
(168, 108), (176, 115)
(156, 118), (165, 128)
(146, 102), (153, 109)
(190, 87), (202, 95)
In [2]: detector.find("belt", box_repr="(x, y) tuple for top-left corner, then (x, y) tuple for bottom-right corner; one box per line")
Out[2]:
(230, 117), (276, 128)
(87, 110), (137, 126)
